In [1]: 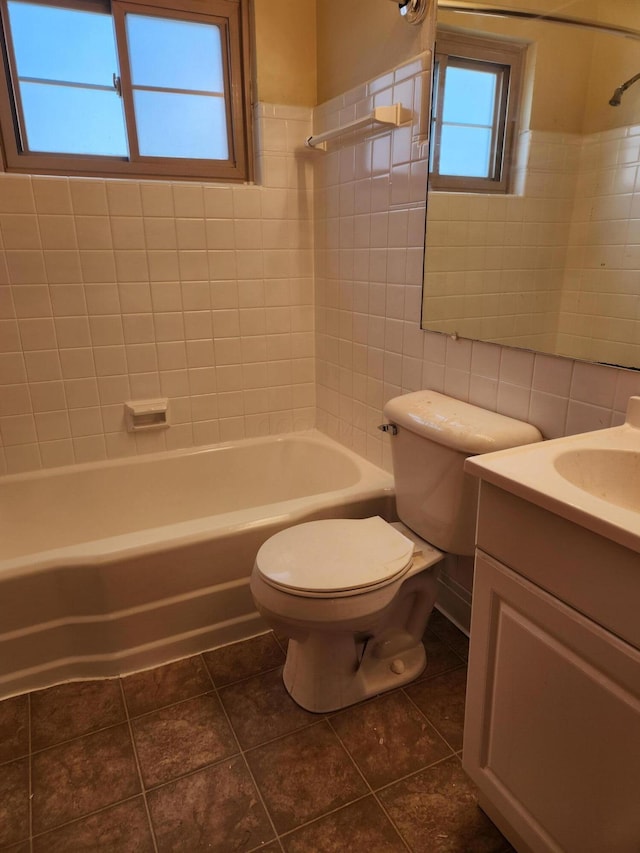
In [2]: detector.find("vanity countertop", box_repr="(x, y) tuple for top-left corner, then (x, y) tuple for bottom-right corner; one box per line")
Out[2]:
(465, 397), (640, 556)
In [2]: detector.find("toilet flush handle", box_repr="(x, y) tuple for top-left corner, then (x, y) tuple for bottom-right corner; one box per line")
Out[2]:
(378, 423), (398, 435)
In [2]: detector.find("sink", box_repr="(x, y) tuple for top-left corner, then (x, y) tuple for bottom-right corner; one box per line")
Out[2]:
(464, 395), (640, 554)
(554, 448), (640, 512)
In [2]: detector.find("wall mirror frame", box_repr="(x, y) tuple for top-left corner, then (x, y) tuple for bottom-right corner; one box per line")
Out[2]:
(421, 0), (640, 371)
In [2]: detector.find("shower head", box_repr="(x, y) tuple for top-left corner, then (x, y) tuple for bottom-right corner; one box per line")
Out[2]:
(609, 87), (624, 107)
(609, 72), (640, 107)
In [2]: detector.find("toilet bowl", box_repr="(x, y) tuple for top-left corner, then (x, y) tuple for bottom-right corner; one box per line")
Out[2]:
(251, 516), (444, 712)
(250, 391), (543, 713)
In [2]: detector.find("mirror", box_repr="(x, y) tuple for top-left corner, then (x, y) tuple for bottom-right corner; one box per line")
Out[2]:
(421, 0), (640, 370)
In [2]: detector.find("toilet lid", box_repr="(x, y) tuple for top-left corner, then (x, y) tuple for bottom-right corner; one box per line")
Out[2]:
(255, 516), (415, 595)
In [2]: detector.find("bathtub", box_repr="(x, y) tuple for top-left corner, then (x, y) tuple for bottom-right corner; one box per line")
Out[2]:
(0, 430), (395, 699)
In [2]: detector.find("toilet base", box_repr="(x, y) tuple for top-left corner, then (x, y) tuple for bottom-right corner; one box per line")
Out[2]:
(282, 627), (427, 713)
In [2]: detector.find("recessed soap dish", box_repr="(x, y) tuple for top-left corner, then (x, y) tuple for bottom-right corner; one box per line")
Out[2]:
(125, 399), (169, 432)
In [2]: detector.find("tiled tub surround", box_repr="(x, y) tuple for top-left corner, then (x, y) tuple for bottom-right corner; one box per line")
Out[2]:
(0, 430), (394, 700)
(0, 613), (514, 852)
(423, 130), (579, 354)
(423, 124), (640, 365)
(0, 104), (316, 475)
(558, 123), (640, 366)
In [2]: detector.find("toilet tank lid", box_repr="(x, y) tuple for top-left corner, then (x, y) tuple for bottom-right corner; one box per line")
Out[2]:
(383, 390), (543, 455)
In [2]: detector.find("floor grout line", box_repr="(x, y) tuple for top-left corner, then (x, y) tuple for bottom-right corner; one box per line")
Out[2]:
(4, 622), (489, 852)
(207, 652), (283, 851)
(325, 716), (412, 852)
(27, 691), (33, 853)
(119, 678), (159, 853)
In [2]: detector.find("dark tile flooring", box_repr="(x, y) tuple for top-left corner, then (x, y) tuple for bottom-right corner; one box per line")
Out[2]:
(0, 610), (514, 852)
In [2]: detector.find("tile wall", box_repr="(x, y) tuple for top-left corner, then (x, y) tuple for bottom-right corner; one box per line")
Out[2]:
(2, 52), (640, 491)
(558, 123), (640, 366)
(423, 129), (579, 353)
(314, 55), (432, 468)
(313, 55), (640, 619)
(313, 60), (640, 480)
(0, 105), (315, 474)
(423, 123), (640, 367)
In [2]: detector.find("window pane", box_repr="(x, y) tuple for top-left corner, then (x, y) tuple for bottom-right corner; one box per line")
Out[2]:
(134, 91), (228, 159)
(8, 1), (119, 88)
(7, 0), (127, 157)
(443, 66), (497, 126)
(126, 15), (224, 93)
(440, 125), (492, 177)
(21, 83), (128, 156)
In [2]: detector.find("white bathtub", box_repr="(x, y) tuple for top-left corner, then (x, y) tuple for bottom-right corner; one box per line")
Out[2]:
(0, 430), (394, 699)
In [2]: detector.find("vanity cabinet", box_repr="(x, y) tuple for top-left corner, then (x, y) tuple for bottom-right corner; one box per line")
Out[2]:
(463, 482), (640, 853)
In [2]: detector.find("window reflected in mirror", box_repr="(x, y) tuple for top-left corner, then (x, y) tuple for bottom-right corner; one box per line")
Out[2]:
(421, 1), (640, 371)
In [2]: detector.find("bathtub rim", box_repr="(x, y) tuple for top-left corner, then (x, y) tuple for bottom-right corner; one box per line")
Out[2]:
(0, 429), (394, 580)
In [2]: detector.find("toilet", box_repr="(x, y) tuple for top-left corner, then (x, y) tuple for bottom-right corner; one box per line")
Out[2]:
(250, 390), (542, 712)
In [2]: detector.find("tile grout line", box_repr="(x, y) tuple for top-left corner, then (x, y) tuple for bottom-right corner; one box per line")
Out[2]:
(27, 691), (33, 853)
(325, 716), (412, 853)
(401, 686), (463, 756)
(118, 679), (159, 853)
(11, 628), (472, 851)
(29, 794), (147, 847)
(199, 651), (284, 851)
(373, 750), (462, 798)
(275, 792), (373, 847)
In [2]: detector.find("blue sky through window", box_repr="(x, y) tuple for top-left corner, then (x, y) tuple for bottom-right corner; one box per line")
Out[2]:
(7, 1), (228, 161)
(8, 0), (127, 156)
(439, 64), (498, 178)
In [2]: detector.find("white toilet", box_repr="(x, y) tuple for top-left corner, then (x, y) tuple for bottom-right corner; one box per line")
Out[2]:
(250, 390), (542, 712)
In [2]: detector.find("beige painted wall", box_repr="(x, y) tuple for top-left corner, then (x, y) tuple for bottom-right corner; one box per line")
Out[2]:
(316, 0), (433, 104)
(437, 1), (640, 135)
(253, 0), (317, 106)
(436, 10), (593, 134)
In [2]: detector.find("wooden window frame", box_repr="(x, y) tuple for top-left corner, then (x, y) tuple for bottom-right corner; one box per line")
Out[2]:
(429, 29), (525, 194)
(0, 0), (253, 182)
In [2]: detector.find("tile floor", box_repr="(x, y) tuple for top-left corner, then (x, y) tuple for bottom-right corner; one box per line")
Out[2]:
(0, 609), (514, 852)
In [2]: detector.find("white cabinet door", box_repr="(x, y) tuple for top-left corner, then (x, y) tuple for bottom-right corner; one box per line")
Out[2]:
(463, 551), (640, 853)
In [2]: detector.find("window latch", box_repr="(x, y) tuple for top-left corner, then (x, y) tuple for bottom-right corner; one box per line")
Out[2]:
(112, 73), (122, 97)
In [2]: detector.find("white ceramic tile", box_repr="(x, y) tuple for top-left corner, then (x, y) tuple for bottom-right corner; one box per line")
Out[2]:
(24, 351), (61, 383)
(570, 361), (617, 409)
(70, 180), (109, 216)
(0, 176), (35, 214)
(32, 178), (72, 215)
(565, 399), (613, 434)
(107, 182), (142, 217)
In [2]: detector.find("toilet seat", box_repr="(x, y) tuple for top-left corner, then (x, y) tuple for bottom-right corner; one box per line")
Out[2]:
(255, 516), (416, 598)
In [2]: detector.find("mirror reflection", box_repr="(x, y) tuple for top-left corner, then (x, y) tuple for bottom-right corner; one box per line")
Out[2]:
(421, 0), (640, 370)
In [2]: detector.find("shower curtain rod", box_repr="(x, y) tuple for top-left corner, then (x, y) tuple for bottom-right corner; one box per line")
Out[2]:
(438, 1), (640, 41)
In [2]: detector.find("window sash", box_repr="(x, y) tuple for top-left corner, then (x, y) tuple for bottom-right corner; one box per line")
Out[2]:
(0, 0), (252, 181)
(429, 29), (524, 195)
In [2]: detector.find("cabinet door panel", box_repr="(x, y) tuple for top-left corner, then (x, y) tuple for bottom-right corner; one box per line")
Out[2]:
(464, 551), (640, 853)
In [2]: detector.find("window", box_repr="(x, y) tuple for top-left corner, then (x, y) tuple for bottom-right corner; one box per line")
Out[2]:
(0, 0), (252, 181)
(429, 30), (524, 193)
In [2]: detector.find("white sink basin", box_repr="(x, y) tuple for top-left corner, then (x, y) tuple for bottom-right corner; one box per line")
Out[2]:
(554, 448), (640, 512)
(465, 396), (640, 553)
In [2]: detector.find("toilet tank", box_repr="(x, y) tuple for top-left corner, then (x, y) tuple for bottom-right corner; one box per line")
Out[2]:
(383, 391), (542, 555)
